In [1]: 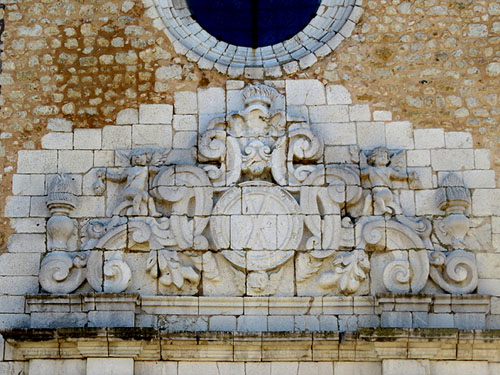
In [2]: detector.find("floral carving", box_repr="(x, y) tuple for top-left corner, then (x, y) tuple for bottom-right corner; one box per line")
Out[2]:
(296, 250), (369, 295)
(36, 84), (482, 298)
(146, 250), (200, 290)
(329, 250), (370, 295)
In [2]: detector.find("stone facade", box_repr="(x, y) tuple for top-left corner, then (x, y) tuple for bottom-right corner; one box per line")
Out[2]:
(1, 0), (500, 374)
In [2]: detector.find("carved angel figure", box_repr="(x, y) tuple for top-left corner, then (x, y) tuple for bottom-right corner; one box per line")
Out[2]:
(105, 148), (168, 216)
(361, 147), (417, 215)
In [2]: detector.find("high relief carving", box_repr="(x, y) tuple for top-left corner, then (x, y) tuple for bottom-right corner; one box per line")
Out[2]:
(38, 84), (480, 297)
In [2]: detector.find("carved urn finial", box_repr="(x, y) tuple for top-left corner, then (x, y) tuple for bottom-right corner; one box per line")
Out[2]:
(242, 84), (279, 109)
(437, 173), (471, 215)
(47, 174), (77, 215)
(436, 173), (471, 249)
(46, 174), (77, 251)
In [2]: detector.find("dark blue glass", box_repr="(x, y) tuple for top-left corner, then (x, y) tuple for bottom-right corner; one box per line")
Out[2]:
(187, 0), (321, 48)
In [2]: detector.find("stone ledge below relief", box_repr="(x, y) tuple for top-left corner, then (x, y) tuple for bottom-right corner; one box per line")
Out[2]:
(24, 293), (493, 331)
(4, 327), (500, 362)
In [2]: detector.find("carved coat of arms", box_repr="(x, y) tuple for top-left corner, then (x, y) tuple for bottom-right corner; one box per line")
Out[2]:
(40, 84), (479, 297)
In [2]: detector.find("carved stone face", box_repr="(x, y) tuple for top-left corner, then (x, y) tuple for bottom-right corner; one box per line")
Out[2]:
(369, 149), (389, 167)
(374, 152), (389, 166)
(131, 153), (148, 166)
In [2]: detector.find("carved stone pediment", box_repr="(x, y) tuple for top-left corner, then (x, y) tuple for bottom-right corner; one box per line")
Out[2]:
(39, 84), (479, 298)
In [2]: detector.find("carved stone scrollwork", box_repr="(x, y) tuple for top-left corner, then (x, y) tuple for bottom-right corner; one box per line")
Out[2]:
(37, 84), (485, 298)
(356, 217), (431, 251)
(103, 253), (132, 293)
(429, 250), (478, 294)
(272, 124), (324, 185)
(356, 217), (430, 293)
(198, 120), (231, 186)
(87, 251), (131, 293)
(382, 250), (429, 294)
(300, 167), (362, 250)
(39, 251), (87, 294)
(151, 165), (213, 249)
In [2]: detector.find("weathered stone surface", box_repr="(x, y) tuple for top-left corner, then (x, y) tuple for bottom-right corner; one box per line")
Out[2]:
(87, 358), (134, 375)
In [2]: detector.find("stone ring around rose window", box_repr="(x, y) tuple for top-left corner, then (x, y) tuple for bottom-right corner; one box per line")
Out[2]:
(147, 0), (363, 75)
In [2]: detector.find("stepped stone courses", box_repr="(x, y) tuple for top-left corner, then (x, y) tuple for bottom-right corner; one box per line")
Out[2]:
(1, 0), (500, 374)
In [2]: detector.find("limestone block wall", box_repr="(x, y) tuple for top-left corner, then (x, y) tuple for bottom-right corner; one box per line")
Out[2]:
(2, 1), (500, 373)
(1, 80), (500, 333)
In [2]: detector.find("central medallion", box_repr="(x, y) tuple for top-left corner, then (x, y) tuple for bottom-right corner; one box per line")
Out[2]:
(211, 181), (303, 271)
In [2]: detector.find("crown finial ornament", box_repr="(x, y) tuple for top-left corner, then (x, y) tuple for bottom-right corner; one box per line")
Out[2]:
(46, 174), (78, 251)
(436, 173), (471, 249)
(242, 84), (279, 109)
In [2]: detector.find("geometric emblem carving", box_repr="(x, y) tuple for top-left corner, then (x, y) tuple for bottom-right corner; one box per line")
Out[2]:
(211, 181), (303, 271)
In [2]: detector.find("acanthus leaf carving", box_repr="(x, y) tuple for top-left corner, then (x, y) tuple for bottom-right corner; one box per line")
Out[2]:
(331, 250), (370, 295)
(296, 252), (325, 283)
(36, 83), (486, 298)
(147, 250), (200, 290)
(296, 250), (369, 295)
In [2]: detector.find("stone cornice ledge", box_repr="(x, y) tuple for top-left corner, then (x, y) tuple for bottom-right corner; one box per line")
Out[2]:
(3, 328), (500, 362)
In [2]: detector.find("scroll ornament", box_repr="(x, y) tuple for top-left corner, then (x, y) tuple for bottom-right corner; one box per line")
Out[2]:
(429, 173), (478, 293)
(37, 84), (480, 297)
